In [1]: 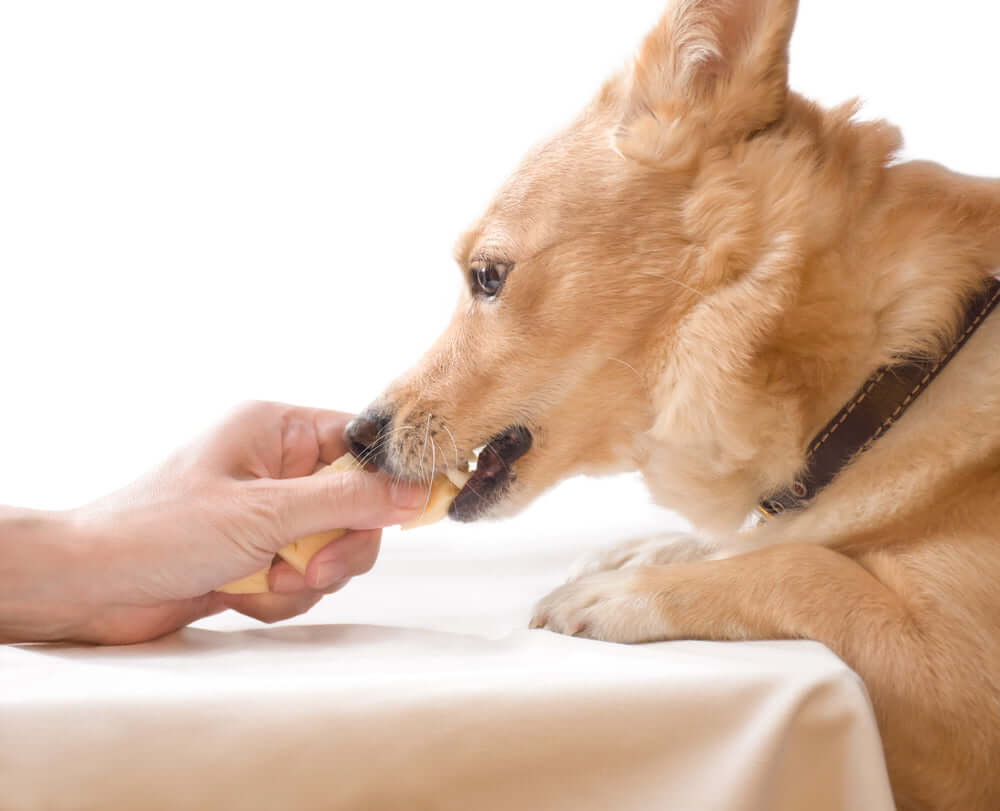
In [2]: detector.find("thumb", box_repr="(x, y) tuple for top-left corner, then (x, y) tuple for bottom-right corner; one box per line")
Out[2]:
(262, 470), (427, 540)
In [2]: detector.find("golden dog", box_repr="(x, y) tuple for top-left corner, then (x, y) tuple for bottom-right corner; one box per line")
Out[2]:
(345, 1), (1000, 807)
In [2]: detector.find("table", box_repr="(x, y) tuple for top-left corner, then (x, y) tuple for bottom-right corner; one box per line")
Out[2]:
(0, 475), (896, 811)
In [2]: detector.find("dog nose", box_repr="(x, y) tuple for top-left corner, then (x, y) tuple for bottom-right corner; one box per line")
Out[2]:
(344, 410), (392, 466)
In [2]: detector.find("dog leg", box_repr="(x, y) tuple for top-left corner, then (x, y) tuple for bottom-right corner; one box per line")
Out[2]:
(531, 541), (997, 811)
(565, 532), (717, 582)
(533, 542), (909, 647)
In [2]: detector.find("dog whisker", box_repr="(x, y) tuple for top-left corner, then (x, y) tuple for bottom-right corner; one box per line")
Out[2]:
(353, 427), (410, 469)
(421, 432), (437, 514)
(419, 413), (432, 481)
(353, 425), (416, 478)
(354, 435), (390, 468)
(441, 423), (462, 470)
(607, 357), (644, 384)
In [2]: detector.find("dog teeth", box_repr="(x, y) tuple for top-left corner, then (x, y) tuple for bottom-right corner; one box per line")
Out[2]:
(467, 444), (487, 473)
(442, 450), (479, 487)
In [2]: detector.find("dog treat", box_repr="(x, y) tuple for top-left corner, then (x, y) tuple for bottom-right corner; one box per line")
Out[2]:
(216, 454), (469, 593)
(215, 568), (270, 595)
(400, 468), (471, 531)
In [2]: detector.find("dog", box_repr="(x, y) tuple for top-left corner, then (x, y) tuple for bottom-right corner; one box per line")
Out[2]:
(344, 1), (1000, 808)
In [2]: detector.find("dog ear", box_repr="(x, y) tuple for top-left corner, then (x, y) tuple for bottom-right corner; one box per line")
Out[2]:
(615, 0), (799, 166)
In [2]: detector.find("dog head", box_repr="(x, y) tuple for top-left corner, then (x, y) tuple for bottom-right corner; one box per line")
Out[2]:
(347, 0), (900, 526)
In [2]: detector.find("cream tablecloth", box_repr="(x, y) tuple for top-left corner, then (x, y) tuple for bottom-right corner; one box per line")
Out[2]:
(0, 477), (895, 811)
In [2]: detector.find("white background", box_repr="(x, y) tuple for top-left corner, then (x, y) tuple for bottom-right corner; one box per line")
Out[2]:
(2, 0), (998, 516)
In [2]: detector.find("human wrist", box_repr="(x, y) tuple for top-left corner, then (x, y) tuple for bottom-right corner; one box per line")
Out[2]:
(0, 506), (100, 643)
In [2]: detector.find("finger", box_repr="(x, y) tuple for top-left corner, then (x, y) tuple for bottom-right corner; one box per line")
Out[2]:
(267, 558), (310, 594)
(322, 578), (352, 595)
(217, 590), (325, 624)
(310, 409), (356, 466)
(304, 529), (381, 590)
(277, 415), (323, 479)
(259, 470), (424, 539)
(204, 402), (354, 479)
(280, 408), (356, 475)
(268, 529), (380, 593)
(225, 401), (353, 441)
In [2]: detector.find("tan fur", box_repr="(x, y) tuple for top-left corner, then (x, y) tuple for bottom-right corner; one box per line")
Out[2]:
(368, 1), (1000, 807)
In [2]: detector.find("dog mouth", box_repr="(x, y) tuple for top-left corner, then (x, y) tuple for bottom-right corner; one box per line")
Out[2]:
(447, 425), (533, 522)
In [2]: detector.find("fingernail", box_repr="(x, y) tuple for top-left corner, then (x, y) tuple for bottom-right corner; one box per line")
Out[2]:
(313, 560), (347, 589)
(391, 482), (426, 510)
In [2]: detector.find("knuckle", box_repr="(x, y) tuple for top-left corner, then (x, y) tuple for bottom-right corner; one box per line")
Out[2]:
(354, 540), (381, 575)
(226, 400), (298, 432)
(227, 480), (284, 554)
(323, 578), (352, 595)
(331, 471), (380, 515)
(229, 399), (272, 422)
(237, 600), (291, 625)
(294, 593), (323, 614)
(250, 610), (282, 625)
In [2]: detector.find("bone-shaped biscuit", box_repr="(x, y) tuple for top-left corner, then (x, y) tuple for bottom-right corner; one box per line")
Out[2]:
(216, 454), (466, 594)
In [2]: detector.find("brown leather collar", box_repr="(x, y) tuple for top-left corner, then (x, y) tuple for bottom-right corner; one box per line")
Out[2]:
(757, 276), (1000, 521)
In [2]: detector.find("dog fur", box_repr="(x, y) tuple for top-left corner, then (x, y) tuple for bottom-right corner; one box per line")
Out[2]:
(367, 1), (1000, 807)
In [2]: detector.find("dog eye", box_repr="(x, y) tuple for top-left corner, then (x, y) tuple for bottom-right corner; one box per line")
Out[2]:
(471, 263), (509, 298)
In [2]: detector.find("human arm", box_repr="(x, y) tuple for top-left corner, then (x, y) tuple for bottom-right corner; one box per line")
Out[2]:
(0, 402), (424, 645)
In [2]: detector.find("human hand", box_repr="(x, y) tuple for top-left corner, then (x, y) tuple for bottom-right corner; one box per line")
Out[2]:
(3, 402), (425, 644)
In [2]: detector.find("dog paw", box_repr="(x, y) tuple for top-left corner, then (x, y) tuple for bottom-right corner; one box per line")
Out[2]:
(566, 532), (714, 582)
(530, 569), (673, 644)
